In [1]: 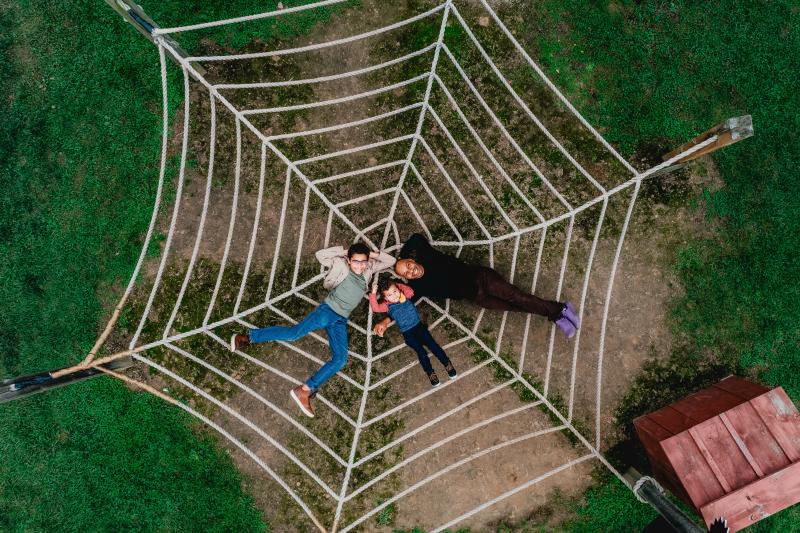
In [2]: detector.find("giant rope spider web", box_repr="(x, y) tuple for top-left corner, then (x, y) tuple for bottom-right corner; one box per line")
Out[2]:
(59, 0), (723, 530)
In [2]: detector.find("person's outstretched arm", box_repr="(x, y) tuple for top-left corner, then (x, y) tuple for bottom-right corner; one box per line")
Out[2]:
(369, 285), (389, 313)
(373, 316), (393, 337)
(398, 283), (415, 300)
(367, 250), (396, 280)
(315, 246), (346, 268)
(396, 280), (422, 303)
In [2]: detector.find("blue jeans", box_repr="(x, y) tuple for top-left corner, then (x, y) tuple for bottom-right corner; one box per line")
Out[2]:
(249, 303), (348, 392)
(402, 323), (451, 375)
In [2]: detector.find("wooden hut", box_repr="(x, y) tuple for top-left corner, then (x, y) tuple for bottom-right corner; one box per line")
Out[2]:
(634, 376), (800, 531)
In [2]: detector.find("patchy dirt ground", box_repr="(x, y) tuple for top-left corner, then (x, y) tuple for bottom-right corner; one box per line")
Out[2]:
(115, 1), (725, 531)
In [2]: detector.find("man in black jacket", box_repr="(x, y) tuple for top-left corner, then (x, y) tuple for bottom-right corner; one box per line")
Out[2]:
(372, 233), (580, 338)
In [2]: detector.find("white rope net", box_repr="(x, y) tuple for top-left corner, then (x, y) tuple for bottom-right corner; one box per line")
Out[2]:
(108, 1), (717, 530)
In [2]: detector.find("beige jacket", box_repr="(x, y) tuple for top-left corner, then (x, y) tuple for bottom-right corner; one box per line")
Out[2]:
(315, 246), (396, 290)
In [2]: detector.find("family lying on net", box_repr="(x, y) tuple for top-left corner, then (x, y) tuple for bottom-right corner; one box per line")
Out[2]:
(230, 234), (580, 418)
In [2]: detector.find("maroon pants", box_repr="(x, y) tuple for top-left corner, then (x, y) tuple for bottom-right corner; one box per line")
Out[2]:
(472, 267), (563, 321)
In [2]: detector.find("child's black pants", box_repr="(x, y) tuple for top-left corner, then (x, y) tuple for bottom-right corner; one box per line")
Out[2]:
(402, 323), (450, 374)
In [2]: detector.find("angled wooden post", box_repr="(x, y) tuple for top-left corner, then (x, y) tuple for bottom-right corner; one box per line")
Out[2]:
(663, 115), (753, 163)
(647, 115), (753, 178)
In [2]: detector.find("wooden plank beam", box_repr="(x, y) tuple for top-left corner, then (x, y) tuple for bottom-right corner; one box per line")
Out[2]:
(663, 115), (753, 163)
(700, 461), (800, 532)
(722, 403), (790, 477)
(750, 388), (800, 462)
(662, 431), (727, 506)
(713, 375), (769, 401)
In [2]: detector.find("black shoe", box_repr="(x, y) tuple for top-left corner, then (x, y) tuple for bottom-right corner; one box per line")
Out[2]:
(428, 371), (440, 388)
(444, 362), (457, 379)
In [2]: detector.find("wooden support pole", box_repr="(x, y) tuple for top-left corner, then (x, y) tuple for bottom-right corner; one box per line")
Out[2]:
(104, 0), (206, 75)
(663, 115), (753, 163)
(645, 115), (753, 179)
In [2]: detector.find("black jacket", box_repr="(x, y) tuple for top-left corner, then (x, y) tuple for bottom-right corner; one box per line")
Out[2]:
(398, 233), (480, 301)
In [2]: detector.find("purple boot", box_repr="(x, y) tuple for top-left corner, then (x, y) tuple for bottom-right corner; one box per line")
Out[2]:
(555, 301), (580, 339)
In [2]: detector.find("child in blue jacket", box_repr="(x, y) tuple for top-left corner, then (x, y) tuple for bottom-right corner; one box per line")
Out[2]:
(370, 274), (456, 387)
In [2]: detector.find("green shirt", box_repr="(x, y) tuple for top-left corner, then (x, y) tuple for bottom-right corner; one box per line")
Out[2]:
(324, 270), (366, 318)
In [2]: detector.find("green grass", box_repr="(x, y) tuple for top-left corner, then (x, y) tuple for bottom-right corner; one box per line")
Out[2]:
(5, 0), (800, 530)
(0, 1), (350, 530)
(532, 0), (800, 401)
(0, 379), (267, 532)
(517, 0), (800, 530)
(376, 499), (396, 526)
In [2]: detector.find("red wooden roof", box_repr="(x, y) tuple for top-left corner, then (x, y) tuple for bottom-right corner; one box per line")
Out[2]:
(634, 376), (800, 532)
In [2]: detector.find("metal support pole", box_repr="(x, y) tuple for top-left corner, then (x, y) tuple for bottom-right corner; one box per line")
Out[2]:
(1, 357), (133, 404)
(104, 0), (206, 74)
(625, 468), (706, 533)
(1, 0), (204, 407)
